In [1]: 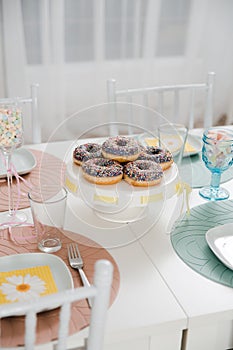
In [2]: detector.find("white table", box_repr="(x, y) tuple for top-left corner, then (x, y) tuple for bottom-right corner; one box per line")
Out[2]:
(129, 128), (233, 350)
(130, 192), (233, 350)
(25, 140), (186, 350)
(25, 132), (233, 350)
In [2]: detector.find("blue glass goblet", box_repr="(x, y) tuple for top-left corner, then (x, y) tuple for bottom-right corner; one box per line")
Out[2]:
(199, 128), (233, 201)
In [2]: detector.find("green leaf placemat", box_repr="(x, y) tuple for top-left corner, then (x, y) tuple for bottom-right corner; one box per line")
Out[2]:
(179, 153), (233, 189)
(171, 200), (233, 287)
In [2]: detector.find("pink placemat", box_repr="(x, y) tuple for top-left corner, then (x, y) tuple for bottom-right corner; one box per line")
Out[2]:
(0, 149), (66, 212)
(0, 226), (120, 347)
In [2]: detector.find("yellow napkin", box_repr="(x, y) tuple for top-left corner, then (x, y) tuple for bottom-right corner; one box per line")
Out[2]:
(145, 138), (196, 153)
(0, 265), (58, 304)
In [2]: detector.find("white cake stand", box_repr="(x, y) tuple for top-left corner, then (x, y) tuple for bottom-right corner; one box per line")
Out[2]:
(65, 160), (179, 224)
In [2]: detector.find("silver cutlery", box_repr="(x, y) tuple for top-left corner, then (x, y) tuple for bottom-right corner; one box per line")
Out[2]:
(67, 243), (93, 308)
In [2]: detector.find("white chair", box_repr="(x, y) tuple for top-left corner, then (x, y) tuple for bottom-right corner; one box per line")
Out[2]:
(0, 83), (41, 144)
(0, 259), (113, 350)
(107, 72), (215, 136)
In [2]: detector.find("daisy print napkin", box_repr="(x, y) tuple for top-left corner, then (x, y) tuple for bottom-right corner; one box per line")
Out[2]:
(0, 265), (58, 304)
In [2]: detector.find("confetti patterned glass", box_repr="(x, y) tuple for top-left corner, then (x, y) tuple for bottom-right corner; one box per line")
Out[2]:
(0, 103), (27, 226)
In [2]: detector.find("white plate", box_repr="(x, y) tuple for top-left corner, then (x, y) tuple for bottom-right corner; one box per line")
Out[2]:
(184, 134), (202, 157)
(139, 133), (202, 157)
(0, 148), (37, 179)
(206, 223), (233, 270)
(0, 253), (73, 310)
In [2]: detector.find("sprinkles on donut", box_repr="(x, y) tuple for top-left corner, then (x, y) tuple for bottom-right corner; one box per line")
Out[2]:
(123, 160), (163, 187)
(82, 158), (123, 185)
(102, 136), (141, 162)
(73, 143), (102, 165)
(137, 146), (173, 170)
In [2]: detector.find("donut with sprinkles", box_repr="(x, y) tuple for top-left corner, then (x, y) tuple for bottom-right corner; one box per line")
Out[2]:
(82, 158), (123, 185)
(123, 160), (163, 187)
(137, 146), (173, 170)
(73, 143), (102, 165)
(102, 136), (141, 162)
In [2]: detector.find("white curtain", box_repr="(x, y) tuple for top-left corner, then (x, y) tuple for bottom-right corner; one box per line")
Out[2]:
(1, 0), (233, 143)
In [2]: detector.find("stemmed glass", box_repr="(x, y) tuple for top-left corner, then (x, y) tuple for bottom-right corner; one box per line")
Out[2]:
(199, 127), (233, 201)
(0, 102), (27, 226)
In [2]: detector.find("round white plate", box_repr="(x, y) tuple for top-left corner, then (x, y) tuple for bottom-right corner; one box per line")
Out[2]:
(0, 148), (37, 179)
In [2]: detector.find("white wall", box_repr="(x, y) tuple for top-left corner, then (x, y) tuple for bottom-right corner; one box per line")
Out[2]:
(1, 0), (233, 143)
(198, 0), (233, 124)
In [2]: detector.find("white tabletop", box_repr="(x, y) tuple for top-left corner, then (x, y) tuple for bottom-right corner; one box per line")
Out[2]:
(25, 131), (233, 350)
(129, 128), (233, 349)
(25, 140), (187, 350)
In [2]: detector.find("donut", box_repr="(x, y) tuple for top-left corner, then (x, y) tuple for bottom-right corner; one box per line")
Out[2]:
(73, 143), (102, 165)
(137, 146), (173, 170)
(123, 160), (163, 187)
(102, 136), (141, 162)
(82, 158), (123, 185)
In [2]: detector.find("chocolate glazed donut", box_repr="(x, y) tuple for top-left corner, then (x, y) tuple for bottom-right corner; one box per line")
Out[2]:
(82, 158), (123, 185)
(123, 160), (163, 187)
(137, 146), (173, 170)
(102, 136), (141, 162)
(73, 143), (102, 165)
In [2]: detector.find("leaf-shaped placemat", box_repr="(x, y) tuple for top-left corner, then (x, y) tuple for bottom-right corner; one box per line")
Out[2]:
(171, 200), (233, 287)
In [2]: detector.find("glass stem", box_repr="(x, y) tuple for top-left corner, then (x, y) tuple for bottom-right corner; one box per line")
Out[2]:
(210, 172), (221, 189)
(4, 151), (14, 216)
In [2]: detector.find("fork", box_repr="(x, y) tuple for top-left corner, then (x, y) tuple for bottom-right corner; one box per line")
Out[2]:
(67, 243), (92, 308)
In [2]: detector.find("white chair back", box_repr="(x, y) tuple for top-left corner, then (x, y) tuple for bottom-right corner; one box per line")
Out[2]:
(0, 259), (113, 350)
(107, 72), (215, 136)
(0, 83), (41, 144)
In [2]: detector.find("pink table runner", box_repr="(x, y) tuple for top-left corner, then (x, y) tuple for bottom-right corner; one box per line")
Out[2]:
(0, 226), (120, 347)
(0, 149), (66, 212)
